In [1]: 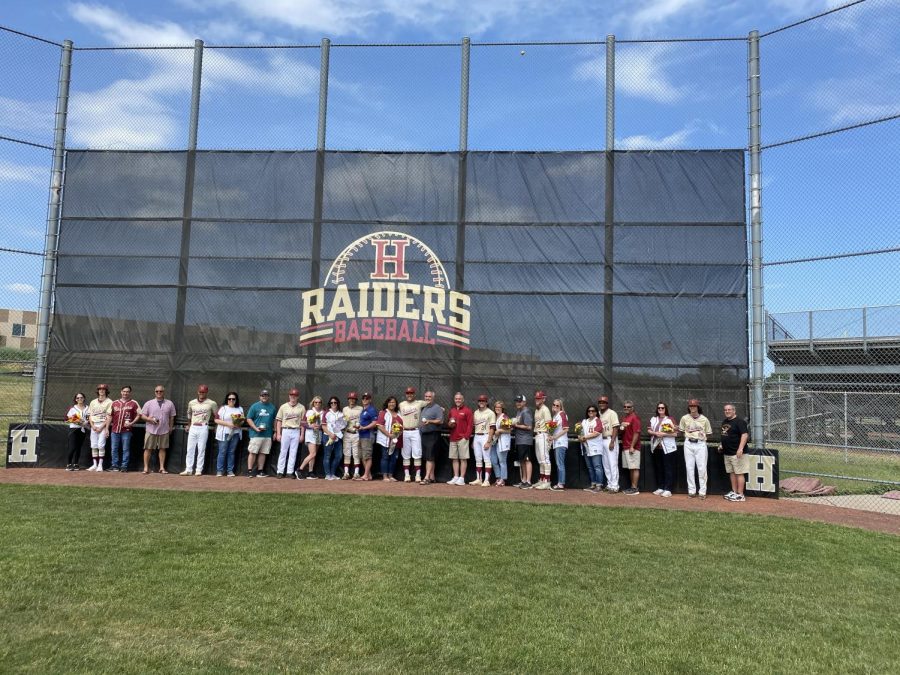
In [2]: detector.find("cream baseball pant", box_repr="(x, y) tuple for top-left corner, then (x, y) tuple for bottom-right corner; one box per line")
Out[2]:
(277, 428), (302, 475)
(601, 437), (620, 490)
(534, 432), (550, 476)
(90, 429), (108, 456)
(343, 433), (360, 464)
(185, 425), (209, 473)
(472, 434), (492, 469)
(684, 439), (708, 496)
(401, 429), (422, 466)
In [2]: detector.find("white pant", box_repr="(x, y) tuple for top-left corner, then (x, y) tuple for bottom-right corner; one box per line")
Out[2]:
(534, 433), (550, 474)
(90, 429), (108, 455)
(343, 433), (360, 463)
(185, 425), (209, 473)
(684, 439), (708, 496)
(473, 435), (492, 468)
(278, 428), (302, 474)
(601, 437), (619, 490)
(401, 429), (422, 463)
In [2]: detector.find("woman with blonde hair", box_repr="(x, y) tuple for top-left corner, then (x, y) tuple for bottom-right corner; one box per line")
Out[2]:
(296, 395), (324, 479)
(549, 398), (570, 491)
(489, 400), (511, 486)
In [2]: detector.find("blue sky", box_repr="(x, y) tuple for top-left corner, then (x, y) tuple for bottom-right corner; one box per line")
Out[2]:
(0, 0), (898, 335)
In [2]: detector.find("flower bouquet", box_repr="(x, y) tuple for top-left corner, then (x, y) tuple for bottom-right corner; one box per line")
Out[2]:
(344, 414), (357, 433)
(67, 412), (83, 424)
(307, 412), (320, 427)
(574, 422), (582, 434)
(546, 420), (558, 435)
(391, 422), (403, 437)
(660, 422), (674, 434)
(230, 412), (245, 426)
(500, 416), (512, 430)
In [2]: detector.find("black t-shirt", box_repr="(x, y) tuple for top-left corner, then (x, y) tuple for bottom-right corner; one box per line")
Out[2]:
(720, 416), (749, 455)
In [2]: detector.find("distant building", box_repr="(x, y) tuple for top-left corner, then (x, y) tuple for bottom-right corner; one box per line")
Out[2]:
(0, 308), (37, 350)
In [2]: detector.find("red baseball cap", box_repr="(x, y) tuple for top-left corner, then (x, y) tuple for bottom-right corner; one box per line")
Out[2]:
(477, 394), (489, 402)
(598, 395), (610, 403)
(289, 388), (300, 396)
(97, 383), (109, 392)
(405, 387), (416, 394)
(688, 398), (701, 407)
(362, 392), (372, 399)
(534, 390), (546, 399)
(197, 384), (209, 393)
(347, 391), (358, 399)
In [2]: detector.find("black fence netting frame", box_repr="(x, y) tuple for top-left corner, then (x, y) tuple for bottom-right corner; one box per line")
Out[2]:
(46, 148), (748, 419)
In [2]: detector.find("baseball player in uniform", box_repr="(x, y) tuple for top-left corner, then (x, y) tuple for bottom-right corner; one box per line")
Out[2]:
(532, 391), (552, 490)
(274, 388), (305, 479)
(679, 398), (712, 498)
(597, 395), (620, 493)
(399, 386), (427, 483)
(181, 384), (217, 476)
(470, 394), (496, 486)
(342, 392), (363, 480)
(86, 384), (113, 471)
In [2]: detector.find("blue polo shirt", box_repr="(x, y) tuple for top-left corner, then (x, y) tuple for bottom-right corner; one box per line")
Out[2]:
(358, 404), (378, 439)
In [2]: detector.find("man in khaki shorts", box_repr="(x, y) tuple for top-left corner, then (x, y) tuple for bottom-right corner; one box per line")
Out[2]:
(246, 389), (276, 477)
(357, 393), (379, 480)
(447, 392), (473, 485)
(720, 403), (750, 502)
(620, 400), (642, 494)
(140, 385), (177, 474)
(342, 392), (363, 480)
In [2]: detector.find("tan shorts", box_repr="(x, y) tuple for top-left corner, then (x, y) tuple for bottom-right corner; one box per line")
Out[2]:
(359, 437), (374, 461)
(449, 438), (470, 460)
(724, 453), (750, 474)
(621, 449), (641, 469)
(143, 433), (169, 450)
(248, 437), (272, 455)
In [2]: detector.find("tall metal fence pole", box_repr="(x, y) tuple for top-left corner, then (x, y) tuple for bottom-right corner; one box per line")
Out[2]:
(454, 36), (471, 394)
(30, 39), (73, 423)
(603, 35), (615, 393)
(172, 39), (204, 409)
(306, 37), (330, 395)
(747, 30), (765, 447)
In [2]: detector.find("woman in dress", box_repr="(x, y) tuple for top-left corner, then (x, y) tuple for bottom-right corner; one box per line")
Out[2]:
(376, 396), (402, 482)
(648, 401), (678, 497)
(214, 391), (243, 477)
(65, 392), (88, 471)
(323, 396), (346, 480)
(490, 400), (511, 486)
(297, 396), (324, 479)
(550, 398), (570, 491)
(577, 404), (605, 493)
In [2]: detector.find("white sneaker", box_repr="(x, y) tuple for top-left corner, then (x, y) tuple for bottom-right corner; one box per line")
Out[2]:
(404, 474), (412, 483)
(661, 490), (672, 498)
(481, 478), (490, 487)
(194, 471), (202, 476)
(469, 477), (483, 485)
(87, 464), (97, 472)
(414, 473), (422, 482)
(95, 466), (104, 472)
(653, 488), (663, 496)
(607, 487), (619, 493)
(724, 491), (736, 500)
(179, 469), (191, 476)
(454, 476), (465, 485)
(534, 481), (550, 490)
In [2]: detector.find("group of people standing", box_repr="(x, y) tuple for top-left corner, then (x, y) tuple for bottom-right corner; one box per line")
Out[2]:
(64, 385), (751, 501)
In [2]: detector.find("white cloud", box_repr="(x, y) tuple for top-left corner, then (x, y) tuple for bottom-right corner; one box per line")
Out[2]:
(625, 0), (708, 32)
(574, 43), (682, 104)
(0, 160), (50, 186)
(617, 126), (693, 149)
(0, 98), (56, 137)
(4, 283), (37, 294)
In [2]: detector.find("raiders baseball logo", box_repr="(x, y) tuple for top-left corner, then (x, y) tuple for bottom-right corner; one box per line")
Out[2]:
(300, 231), (472, 349)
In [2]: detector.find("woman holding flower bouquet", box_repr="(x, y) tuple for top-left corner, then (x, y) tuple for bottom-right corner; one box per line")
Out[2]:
(376, 396), (403, 482)
(214, 391), (244, 477)
(550, 399), (570, 491)
(65, 392), (89, 470)
(647, 401), (677, 497)
(323, 397), (346, 480)
(489, 400), (511, 486)
(297, 396), (324, 479)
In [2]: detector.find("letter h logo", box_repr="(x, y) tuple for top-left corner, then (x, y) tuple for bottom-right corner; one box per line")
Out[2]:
(370, 239), (410, 281)
(8, 427), (40, 464)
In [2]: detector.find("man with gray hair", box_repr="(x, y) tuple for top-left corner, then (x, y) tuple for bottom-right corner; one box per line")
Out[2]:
(720, 403), (750, 502)
(620, 400), (642, 495)
(419, 390), (444, 484)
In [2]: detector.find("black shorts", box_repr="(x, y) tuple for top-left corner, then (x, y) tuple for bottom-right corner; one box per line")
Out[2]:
(516, 443), (533, 463)
(421, 432), (441, 461)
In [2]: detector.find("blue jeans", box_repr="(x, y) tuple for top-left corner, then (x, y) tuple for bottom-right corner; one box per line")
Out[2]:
(217, 434), (240, 474)
(490, 444), (509, 480)
(585, 453), (605, 486)
(378, 443), (398, 478)
(554, 445), (566, 485)
(110, 430), (132, 469)
(324, 438), (343, 477)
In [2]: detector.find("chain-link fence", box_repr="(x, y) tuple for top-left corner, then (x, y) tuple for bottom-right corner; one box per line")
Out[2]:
(1, 1), (898, 506)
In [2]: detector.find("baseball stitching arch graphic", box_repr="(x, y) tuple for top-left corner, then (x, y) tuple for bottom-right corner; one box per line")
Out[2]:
(326, 230), (450, 289)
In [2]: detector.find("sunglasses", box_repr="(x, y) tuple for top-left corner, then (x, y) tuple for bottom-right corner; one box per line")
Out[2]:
(227, 397), (237, 401)
(657, 406), (666, 410)
(588, 408), (598, 412)
(329, 401), (339, 405)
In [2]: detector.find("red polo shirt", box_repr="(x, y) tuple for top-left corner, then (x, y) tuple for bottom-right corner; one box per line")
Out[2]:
(448, 405), (473, 441)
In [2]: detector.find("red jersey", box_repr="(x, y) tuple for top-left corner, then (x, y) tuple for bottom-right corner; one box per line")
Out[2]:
(621, 412), (642, 450)
(448, 405), (473, 441)
(111, 399), (141, 433)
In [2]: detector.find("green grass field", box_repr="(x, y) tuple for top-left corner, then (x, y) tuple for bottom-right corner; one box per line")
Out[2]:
(774, 443), (900, 495)
(0, 485), (896, 673)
